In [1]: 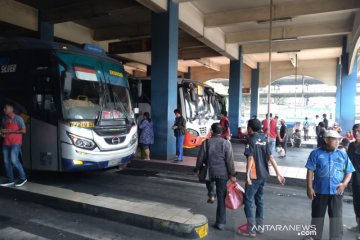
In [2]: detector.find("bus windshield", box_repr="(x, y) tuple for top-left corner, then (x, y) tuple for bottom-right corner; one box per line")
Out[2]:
(182, 83), (217, 122)
(57, 52), (132, 121)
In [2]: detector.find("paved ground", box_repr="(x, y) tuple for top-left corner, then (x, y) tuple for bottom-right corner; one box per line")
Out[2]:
(1, 167), (358, 240)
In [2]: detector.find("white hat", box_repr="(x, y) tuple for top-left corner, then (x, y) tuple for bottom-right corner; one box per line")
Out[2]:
(324, 130), (342, 139)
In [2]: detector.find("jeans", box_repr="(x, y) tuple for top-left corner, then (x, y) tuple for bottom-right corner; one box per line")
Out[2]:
(279, 137), (287, 155)
(311, 194), (343, 240)
(268, 138), (276, 156)
(244, 179), (266, 234)
(175, 135), (184, 160)
(214, 178), (228, 225)
(206, 180), (216, 197)
(3, 145), (26, 182)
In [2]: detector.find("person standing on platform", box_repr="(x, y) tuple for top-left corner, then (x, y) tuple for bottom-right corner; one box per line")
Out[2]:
(138, 112), (154, 160)
(172, 109), (186, 162)
(219, 110), (230, 140)
(304, 130), (355, 240)
(347, 124), (360, 239)
(317, 122), (326, 148)
(0, 102), (27, 187)
(303, 117), (310, 141)
(322, 113), (329, 130)
(278, 119), (287, 157)
(261, 113), (277, 156)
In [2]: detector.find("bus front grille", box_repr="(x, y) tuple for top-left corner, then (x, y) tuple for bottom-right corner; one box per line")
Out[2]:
(104, 136), (126, 145)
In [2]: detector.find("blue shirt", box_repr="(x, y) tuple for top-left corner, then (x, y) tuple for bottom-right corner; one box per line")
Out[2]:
(305, 148), (355, 195)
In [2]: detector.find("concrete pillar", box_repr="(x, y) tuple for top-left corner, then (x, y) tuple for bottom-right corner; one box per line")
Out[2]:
(38, 11), (54, 41)
(338, 37), (358, 133)
(335, 58), (341, 124)
(228, 46), (243, 137)
(184, 67), (191, 79)
(250, 63), (260, 118)
(146, 65), (151, 76)
(150, 0), (178, 160)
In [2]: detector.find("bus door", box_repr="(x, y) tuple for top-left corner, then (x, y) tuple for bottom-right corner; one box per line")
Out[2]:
(30, 59), (59, 171)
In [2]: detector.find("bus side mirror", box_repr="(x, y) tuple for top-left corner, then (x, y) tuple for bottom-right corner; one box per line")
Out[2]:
(190, 88), (196, 102)
(62, 71), (72, 96)
(137, 81), (142, 98)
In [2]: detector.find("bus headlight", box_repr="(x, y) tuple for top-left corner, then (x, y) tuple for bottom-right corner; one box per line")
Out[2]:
(130, 133), (137, 145)
(187, 128), (199, 137)
(67, 132), (96, 150)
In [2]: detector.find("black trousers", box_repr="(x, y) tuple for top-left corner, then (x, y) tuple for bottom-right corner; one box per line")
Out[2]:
(353, 184), (360, 231)
(311, 194), (343, 240)
(215, 178), (228, 225)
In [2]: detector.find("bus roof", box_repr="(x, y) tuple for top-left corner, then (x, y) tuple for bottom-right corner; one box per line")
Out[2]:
(0, 38), (117, 63)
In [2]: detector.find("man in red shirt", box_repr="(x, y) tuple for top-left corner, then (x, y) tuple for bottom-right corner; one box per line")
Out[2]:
(220, 110), (230, 140)
(0, 103), (27, 187)
(261, 113), (278, 155)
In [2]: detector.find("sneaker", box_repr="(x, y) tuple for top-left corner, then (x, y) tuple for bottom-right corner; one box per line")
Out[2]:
(0, 181), (15, 187)
(302, 236), (314, 240)
(15, 179), (27, 187)
(213, 224), (225, 231)
(207, 196), (216, 204)
(238, 231), (256, 238)
(257, 229), (265, 234)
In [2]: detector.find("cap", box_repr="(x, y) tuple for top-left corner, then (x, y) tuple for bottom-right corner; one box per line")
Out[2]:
(324, 130), (342, 139)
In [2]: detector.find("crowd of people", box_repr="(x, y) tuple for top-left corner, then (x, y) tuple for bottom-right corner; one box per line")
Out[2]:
(1, 103), (360, 239)
(194, 112), (360, 240)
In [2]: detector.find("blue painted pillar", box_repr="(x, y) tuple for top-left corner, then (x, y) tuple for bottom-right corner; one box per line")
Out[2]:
(150, 0), (178, 160)
(335, 58), (341, 124)
(338, 37), (358, 133)
(229, 46), (243, 137)
(250, 63), (260, 118)
(38, 11), (54, 41)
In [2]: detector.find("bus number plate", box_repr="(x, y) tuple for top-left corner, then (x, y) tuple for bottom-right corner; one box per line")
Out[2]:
(69, 121), (95, 128)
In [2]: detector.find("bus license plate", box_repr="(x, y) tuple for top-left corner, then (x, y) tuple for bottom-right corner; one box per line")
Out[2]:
(108, 159), (119, 167)
(68, 121), (94, 128)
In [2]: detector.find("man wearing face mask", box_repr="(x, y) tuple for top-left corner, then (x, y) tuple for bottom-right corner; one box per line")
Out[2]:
(304, 130), (355, 240)
(347, 124), (360, 240)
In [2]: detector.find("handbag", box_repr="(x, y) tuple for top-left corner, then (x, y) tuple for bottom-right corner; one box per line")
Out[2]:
(198, 140), (209, 183)
(198, 163), (207, 183)
(225, 181), (245, 210)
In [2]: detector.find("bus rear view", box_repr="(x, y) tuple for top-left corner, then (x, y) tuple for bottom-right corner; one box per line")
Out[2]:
(0, 38), (138, 172)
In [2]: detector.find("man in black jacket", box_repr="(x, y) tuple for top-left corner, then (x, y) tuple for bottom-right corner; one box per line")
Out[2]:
(172, 109), (186, 162)
(195, 123), (236, 230)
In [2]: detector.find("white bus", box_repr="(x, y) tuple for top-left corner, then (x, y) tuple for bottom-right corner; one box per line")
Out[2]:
(0, 38), (138, 171)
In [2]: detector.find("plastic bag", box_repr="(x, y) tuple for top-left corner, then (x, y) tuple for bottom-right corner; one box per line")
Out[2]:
(225, 181), (245, 210)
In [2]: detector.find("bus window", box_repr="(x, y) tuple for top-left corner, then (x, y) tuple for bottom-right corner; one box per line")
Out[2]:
(32, 67), (57, 124)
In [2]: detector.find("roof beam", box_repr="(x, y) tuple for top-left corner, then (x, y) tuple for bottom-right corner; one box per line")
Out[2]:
(136, 0), (167, 13)
(94, 22), (151, 41)
(42, 0), (139, 23)
(179, 47), (221, 60)
(243, 36), (342, 54)
(226, 21), (352, 44)
(205, 0), (360, 27)
(196, 58), (221, 71)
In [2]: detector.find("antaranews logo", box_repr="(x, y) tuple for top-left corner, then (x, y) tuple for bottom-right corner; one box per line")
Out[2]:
(238, 222), (316, 236)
